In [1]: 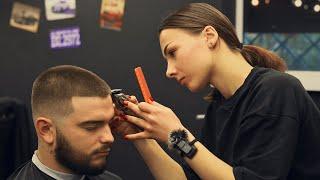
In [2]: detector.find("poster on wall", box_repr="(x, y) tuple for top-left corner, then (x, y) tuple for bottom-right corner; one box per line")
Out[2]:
(45, 0), (76, 21)
(10, 2), (40, 33)
(100, 0), (126, 31)
(50, 27), (81, 49)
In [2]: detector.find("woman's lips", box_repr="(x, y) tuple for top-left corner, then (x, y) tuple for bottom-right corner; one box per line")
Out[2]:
(178, 77), (185, 85)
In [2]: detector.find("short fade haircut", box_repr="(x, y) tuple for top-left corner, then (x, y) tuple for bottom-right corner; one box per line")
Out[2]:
(31, 65), (111, 120)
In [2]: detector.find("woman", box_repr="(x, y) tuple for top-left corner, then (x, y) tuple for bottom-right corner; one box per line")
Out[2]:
(112, 3), (320, 180)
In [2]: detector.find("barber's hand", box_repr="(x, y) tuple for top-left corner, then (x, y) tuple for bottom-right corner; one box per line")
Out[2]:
(110, 96), (141, 137)
(123, 101), (185, 143)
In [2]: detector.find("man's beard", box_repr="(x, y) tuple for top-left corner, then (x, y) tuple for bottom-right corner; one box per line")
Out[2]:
(54, 129), (108, 176)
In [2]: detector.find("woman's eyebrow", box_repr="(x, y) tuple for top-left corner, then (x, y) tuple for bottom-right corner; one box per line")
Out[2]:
(163, 41), (173, 57)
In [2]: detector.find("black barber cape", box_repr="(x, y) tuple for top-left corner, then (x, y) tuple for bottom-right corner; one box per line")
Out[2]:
(183, 67), (320, 180)
(8, 160), (121, 180)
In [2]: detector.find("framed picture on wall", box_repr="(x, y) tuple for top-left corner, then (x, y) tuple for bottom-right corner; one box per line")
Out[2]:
(10, 2), (40, 33)
(235, 0), (320, 91)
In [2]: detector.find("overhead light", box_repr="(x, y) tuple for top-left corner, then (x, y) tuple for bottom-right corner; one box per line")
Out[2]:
(314, 4), (320, 12)
(265, 0), (270, 5)
(251, 0), (259, 6)
(293, 0), (303, 7)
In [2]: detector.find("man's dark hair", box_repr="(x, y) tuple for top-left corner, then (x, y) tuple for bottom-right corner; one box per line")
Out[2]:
(31, 65), (111, 120)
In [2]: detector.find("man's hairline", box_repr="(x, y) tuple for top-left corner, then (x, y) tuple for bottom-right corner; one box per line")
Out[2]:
(33, 95), (112, 123)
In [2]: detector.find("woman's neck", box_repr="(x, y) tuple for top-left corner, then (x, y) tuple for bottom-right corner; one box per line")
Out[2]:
(210, 48), (253, 99)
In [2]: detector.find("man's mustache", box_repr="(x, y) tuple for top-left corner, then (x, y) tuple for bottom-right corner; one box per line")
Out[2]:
(93, 144), (112, 154)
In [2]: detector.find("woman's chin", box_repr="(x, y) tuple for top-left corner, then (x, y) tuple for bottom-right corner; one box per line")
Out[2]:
(187, 84), (202, 93)
(187, 80), (210, 92)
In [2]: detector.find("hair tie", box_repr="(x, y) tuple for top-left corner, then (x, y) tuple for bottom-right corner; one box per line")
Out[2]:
(239, 43), (243, 49)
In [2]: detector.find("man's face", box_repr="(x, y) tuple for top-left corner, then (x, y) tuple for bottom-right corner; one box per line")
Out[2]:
(54, 96), (115, 175)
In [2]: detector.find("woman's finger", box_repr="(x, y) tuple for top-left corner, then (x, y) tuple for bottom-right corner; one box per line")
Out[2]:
(125, 115), (150, 129)
(125, 101), (142, 114)
(151, 101), (166, 108)
(124, 132), (150, 140)
(128, 95), (138, 104)
(137, 102), (156, 113)
(125, 101), (150, 119)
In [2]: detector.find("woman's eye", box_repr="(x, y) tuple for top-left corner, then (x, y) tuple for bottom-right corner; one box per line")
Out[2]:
(168, 49), (176, 57)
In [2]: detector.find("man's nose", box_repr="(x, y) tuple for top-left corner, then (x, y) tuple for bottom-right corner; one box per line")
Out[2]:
(100, 125), (114, 144)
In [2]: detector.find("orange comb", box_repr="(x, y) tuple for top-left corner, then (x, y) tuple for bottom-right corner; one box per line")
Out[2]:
(134, 67), (154, 103)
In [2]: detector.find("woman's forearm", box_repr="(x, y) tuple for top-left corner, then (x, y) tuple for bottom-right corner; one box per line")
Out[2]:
(134, 139), (187, 180)
(184, 141), (235, 180)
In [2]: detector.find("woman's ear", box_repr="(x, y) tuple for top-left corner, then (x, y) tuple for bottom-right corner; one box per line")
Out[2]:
(202, 25), (219, 49)
(35, 117), (56, 145)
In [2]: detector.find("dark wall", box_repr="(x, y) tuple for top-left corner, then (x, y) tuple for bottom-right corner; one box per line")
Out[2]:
(244, 0), (320, 33)
(0, 0), (226, 179)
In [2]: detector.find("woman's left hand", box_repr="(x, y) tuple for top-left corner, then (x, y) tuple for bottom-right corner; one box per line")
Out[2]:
(123, 101), (185, 143)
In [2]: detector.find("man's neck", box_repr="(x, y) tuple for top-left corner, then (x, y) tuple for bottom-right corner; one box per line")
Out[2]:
(33, 150), (84, 180)
(37, 147), (74, 174)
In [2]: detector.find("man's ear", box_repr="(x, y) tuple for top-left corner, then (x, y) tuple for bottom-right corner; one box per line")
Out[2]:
(202, 25), (219, 49)
(35, 117), (55, 144)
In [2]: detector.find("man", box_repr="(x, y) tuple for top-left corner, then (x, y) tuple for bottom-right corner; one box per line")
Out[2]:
(8, 65), (121, 180)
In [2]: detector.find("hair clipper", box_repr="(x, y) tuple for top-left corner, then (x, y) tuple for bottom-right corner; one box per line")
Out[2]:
(111, 89), (135, 116)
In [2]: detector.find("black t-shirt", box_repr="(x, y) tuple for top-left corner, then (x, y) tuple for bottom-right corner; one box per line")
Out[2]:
(183, 67), (320, 180)
(7, 160), (122, 180)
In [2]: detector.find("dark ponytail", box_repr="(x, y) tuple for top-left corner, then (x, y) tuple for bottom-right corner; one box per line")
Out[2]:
(241, 45), (287, 72)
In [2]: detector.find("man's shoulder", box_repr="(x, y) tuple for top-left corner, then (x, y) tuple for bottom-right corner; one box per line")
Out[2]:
(7, 161), (54, 180)
(89, 170), (122, 180)
(7, 161), (32, 180)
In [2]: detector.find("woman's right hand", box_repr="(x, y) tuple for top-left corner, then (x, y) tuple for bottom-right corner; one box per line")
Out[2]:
(122, 101), (186, 143)
(110, 96), (141, 137)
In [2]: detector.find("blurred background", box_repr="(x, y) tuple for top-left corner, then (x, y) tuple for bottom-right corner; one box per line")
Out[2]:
(0, 0), (319, 179)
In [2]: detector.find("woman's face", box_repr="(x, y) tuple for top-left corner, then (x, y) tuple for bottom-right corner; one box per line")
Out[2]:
(159, 28), (214, 92)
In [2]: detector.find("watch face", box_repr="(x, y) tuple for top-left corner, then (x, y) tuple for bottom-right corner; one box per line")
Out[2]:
(178, 141), (192, 153)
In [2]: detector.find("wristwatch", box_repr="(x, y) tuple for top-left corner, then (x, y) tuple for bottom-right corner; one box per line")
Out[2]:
(168, 129), (198, 159)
